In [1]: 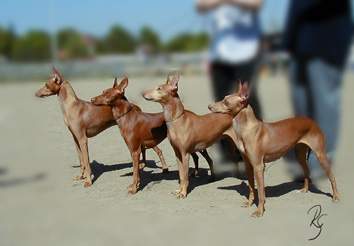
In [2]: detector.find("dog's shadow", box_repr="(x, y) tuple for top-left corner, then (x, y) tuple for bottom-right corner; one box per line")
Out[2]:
(89, 159), (215, 192)
(0, 166), (46, 188)
(218, 180), (332, 204)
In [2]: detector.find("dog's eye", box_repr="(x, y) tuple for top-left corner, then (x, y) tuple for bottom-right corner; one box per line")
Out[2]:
(157, 87), (161, 91)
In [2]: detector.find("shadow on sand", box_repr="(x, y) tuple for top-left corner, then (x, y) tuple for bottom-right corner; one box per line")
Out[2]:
(0, 172), (46, 188)
(218, 180), (332, 204)
(89, 159), (222, 193)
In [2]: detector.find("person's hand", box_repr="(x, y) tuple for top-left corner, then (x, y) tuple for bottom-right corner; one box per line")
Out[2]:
(196, 0), (225, 12)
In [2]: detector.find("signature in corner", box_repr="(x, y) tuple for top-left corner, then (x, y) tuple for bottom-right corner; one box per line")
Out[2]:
(307, 204), (327, 241)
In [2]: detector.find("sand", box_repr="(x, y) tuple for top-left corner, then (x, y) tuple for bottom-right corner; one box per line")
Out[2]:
(0, 73), (353, 246)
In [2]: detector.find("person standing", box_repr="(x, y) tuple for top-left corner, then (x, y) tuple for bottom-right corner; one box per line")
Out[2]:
(196, 0), (263, 163)
(284, 0), (352, 178)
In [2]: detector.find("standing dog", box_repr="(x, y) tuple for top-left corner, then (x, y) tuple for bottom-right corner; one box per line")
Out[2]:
(35, 67), (115, 187)
(35, 68), (162, 187)
(91, 77), (212, 194)
(208, 81), (339, 217)
(143, 72), (237, 198)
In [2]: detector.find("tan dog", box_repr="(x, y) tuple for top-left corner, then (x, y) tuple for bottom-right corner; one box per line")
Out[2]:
(143, 72), (237, 198)
(35, 67), (116, 187)
(208, 81), (339, 217)
(91, 77), (213, 194)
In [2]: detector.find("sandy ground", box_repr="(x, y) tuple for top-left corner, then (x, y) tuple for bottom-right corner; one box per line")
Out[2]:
(0, 73), (353, 246)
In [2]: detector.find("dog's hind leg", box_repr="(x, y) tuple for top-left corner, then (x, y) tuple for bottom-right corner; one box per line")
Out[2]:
(191, 152), (199, 177)
(152, 146), (169, 173)
(200, 149), (215, 181)
(301, 132), (340, 202)
(295, 143), (311, 192)
(69, 129), (84, 181)
(140, 147), (146, 170)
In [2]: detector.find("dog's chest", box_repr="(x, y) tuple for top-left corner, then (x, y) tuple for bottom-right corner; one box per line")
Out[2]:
(166, 124), (188, 149)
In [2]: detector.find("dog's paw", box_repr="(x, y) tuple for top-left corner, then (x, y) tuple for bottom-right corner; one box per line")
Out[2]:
(251, 209), (264, 218)
(241, 200), (252, 208)
(176, 192), (187, 199)
(127, 184), (138, 194)
(139, 163), (145, 170)
(332, 194), (340, 203)
(298, 187), (309, 193)
(172, 189), (186, 199)
(83, 181), (92, 188)
(73, 175), (84, 181)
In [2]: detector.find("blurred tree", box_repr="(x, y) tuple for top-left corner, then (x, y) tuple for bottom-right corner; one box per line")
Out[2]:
(12, 30), (50, 62)
(57, 28), (90, 59)
(100, 25), (136, 54)
(0, 26), (16, 59)
(138, 26), (161, 53)
(164, 32), (209, 53)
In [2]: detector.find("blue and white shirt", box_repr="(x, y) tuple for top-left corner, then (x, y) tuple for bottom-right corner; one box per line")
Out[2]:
(206, 5), (261, 64)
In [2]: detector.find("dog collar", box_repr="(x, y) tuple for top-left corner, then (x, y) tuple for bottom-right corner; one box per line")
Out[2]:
(116, 104), (133, 120)
(166, 111), (184, 123)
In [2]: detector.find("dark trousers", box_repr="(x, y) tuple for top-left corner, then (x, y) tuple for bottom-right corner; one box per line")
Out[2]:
(210, 60), (261, 162)
(288, 58), (343, 174)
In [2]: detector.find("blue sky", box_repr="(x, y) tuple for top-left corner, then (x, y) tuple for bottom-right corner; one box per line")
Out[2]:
(0, 0), (289, 39)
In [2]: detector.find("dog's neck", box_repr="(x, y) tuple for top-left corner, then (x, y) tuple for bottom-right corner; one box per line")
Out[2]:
(111, 98), (133, 121)
(57, 81), (78, 118)
(161, 95), (185, 122)
(234, 105), (260, 134)
(57, 81), (78, 104)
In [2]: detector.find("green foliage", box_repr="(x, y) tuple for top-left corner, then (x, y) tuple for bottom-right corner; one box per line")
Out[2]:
(138, 26), (161, 53)
(2, 23), (210, 62)
(12, 30), (51, 62)
(57, 28), (90, 59)
(164, 32), (209, 53)
(0, 26), (16, 59)
(100, 25), (136, 54)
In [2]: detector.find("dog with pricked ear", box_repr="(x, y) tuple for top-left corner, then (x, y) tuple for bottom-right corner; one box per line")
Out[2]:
(91, 76), (212, 194)
(209, 80), (340, 217)
(208, 81), (250, 116)
(35, 67), (117, 187)
(35, 67), (64, 97)
(143, 72), (238, 198)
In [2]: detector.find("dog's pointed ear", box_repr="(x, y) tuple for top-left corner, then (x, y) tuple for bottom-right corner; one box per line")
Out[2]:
(240, 81), (250, 99)
(52, 66), (64, 84)
(117, 76), (128, 92)
(113, 77), (118, 88)
(166, 71), (180, 88)
(236, 80), (243, 94)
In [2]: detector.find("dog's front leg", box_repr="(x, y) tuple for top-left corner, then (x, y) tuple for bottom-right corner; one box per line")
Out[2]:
(128, 149), (141, 194)
(251, 159), (265, 217)
(80, 138), (92, 188)
(176, 152), (190, 199)
(70, 131), (84, 181)
(241, 156), (256, 208)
